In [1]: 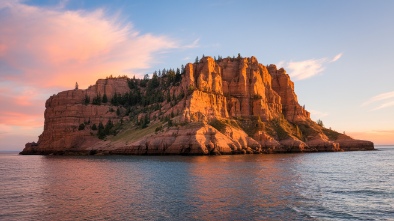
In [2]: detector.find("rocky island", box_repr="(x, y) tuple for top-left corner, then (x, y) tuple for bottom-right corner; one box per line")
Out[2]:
(21, 55), (374, 155)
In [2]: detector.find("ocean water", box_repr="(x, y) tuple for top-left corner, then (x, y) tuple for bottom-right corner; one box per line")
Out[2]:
(0, 147), (393, 221)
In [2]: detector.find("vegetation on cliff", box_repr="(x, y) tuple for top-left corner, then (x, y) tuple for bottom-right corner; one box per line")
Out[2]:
(20, 55), (374, 155)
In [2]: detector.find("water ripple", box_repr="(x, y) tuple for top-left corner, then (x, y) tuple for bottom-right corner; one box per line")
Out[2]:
(0, 147), (393, 220)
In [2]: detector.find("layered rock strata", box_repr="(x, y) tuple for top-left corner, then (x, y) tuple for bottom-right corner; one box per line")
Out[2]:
(21, 56), (374, 155)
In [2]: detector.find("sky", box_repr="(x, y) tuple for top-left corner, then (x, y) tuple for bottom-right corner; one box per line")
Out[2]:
(1, 0), (394, 151)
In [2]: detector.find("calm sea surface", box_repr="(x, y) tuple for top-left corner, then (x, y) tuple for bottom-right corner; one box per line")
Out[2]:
(1, 146), (393, 221)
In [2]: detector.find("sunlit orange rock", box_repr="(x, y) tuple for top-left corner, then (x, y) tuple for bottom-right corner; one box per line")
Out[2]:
(20, 56), (374, 155)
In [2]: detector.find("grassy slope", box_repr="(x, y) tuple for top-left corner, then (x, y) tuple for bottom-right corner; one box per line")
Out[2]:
(110, 121), (163, 143)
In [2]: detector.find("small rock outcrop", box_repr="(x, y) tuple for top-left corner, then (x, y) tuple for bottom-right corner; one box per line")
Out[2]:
(20, 56), (374, 155)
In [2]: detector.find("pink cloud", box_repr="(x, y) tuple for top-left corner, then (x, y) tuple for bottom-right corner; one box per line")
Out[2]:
(0, 85), (45, 128)
(0, 44), (6, 56)
(0, 86), (45, 108)
(0, 112), (43, 127)
(0, 1), (180, 150)
(0, 1), (178, 88)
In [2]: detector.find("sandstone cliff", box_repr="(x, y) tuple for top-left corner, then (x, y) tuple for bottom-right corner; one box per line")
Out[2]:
(21, 56), (374, 155)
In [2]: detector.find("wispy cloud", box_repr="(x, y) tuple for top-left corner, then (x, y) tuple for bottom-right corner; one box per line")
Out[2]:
(0, 85), (49, 128)
(362, 91), (394, 111)
(362, 91), (394, 106)
(0, 0), (180, 134)
(371, 101), (394, 111)
(286, 58), (326, 80)
(52, 0), (70, 9)
(183, 38), (200, 49)
(277, 53), (343, 80)
(330, 53), (343, 62)
(0, 1), (178, 89)
(309, 109), (329, 119)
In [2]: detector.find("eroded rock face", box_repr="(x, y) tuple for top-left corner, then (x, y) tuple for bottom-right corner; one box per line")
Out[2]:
(268, 65), (310, 122)
(126, 124), (238, 155)
(21, 56), (374, 155)
(26, 78), (130, 153)
(182, 57), (282, 122)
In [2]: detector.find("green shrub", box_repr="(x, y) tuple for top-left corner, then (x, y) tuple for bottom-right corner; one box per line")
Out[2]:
(322, 128), (340, 140)
(155, 126), (162, 133)
(102, 94), (108, 103)
(239, 116), (265, 137)
(78, 123), (85, 130)
(209, 119), (226, 133)
(92, 94), (102, 105)
(84, 95), (90, 105)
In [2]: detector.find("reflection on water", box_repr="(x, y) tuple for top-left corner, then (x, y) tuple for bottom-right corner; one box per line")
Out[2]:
(0, 149), (393, 220)
(186, 155), (309, 220)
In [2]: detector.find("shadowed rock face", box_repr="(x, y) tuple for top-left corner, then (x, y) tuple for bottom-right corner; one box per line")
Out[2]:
(21, 56), (374, 155)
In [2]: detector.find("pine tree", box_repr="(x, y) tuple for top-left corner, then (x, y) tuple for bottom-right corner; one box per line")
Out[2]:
(317, 119), (324, 127)
(141, 114), (150, 129)
(111, 93), (118, 106)
(104, 120), (113, 135)
(181, 64), (185, 74)
(166, 91), (171, 102)
(102, 94), (108, 103)
(92, 93), (102, 105)
(98, 122), (105, 139)
(84, 94), (90, 105)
